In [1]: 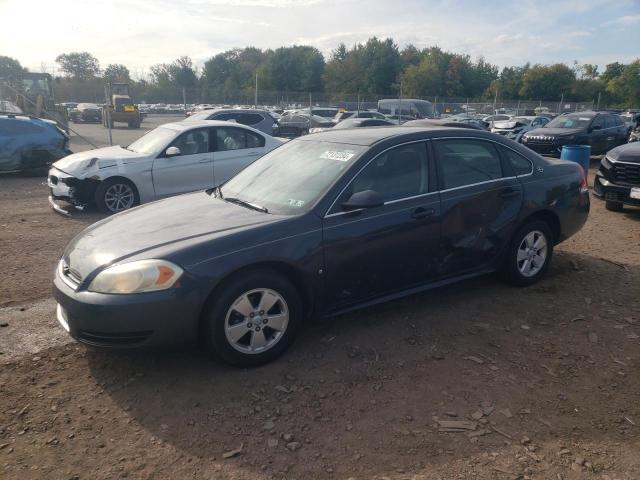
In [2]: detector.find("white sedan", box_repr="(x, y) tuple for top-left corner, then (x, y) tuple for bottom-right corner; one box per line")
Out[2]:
(48, 120), (284, 213)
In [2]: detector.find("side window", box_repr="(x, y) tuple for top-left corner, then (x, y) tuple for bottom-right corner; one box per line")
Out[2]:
(246, 131), (265, 148)
(358, 112), (373, 118)
(614, 116), (623, 126)
(604, 115), (617, 129)
(216, 127), (247, 151)
(212, 112), (234, 121)
(240, 113), (264, 125)
(500, 146), (533, 176)
(171, 128), (209, 155)
(591, 116), (605, 129)
(333, 143), (428, 211)
(433, 139), (503, 190)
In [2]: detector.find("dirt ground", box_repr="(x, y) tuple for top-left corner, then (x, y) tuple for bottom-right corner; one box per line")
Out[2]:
(0, 156), (639, 479)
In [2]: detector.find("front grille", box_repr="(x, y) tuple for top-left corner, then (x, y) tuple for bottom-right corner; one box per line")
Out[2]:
(78, 330), (153, 346)
(611, 162), (640, 185)
(605, 191), (627, 202)
(524, 135), (555, 144)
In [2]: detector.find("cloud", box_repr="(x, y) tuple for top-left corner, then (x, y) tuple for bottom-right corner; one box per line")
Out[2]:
(602, 14), (640, 26)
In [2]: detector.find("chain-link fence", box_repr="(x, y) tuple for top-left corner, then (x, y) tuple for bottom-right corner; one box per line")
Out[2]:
(48, 82), (611, 116)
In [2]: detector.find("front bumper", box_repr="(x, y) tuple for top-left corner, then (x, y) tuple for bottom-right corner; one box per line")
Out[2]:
(48, 167), (99, 212)
(593, 173), (640, 206)
(53, 268), (204, 349)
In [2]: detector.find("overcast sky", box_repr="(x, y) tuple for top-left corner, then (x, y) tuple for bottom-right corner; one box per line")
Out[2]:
(2, 0), (639, 78)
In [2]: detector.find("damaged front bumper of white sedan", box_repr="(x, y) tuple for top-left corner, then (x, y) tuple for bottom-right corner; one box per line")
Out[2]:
(48, 167), (91, 215)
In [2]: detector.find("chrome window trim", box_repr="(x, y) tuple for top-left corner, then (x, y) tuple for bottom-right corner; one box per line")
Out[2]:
(440, 176), (517, 193)
(323, 135), (533, 219)
(325, 191), (439, 219)
(323, 139), (430, 218)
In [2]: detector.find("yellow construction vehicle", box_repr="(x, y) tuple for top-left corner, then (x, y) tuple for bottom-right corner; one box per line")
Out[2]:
(102, 83), (141, 129)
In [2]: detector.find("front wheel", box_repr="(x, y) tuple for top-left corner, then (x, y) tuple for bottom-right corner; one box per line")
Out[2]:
(501, 220), (553, 286)
(94, 178), (139, 213)
(203, 270), (302, 367)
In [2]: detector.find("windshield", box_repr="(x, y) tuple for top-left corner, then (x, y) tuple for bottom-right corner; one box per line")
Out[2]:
(221, 140), (366, 215)
(546, 115), (592, 129)
(185, 112), (212, 121)
(126, 127), (177, 154)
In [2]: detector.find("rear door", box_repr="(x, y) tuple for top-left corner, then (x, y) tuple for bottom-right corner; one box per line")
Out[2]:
(151, 127), (214, 197)
(433, 138), (523, 277)
(212, 126), (266, 185)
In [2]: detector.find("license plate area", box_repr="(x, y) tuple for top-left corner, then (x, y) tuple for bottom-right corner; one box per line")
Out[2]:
(630, 187), (640, 200)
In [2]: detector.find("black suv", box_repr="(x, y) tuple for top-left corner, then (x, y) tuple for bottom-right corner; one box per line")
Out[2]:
(522, 112), (627, 156)
(593, 141), (640, 211)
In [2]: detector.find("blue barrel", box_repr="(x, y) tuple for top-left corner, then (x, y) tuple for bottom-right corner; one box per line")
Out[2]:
(560, 145), (590, 175)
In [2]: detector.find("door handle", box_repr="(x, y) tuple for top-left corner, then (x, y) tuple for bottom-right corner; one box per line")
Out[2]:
(411, 207), (435, 219)
(198, 158), (212, 163)
(499, 188), (520, 199)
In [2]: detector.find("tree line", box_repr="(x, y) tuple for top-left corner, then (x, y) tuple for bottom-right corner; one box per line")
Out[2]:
(1, 38), (638, 107)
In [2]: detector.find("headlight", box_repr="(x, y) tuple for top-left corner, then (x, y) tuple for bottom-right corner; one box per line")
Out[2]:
(88, 259), (183, 294)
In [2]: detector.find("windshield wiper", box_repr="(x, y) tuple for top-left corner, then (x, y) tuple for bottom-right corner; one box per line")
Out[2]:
(224, 197), (268, 213)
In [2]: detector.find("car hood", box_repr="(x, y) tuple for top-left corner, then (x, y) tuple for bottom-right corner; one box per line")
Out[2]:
(62, 192), (281, 282)
(53, 145), (146, 177)
(525, 127), (583, 137)
(607, 141), (640, 164)
(493, 120), (529, 129)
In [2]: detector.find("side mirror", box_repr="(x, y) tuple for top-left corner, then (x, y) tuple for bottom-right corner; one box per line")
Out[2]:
(165, 146), (181, 157)
(341, 189), (384, 211)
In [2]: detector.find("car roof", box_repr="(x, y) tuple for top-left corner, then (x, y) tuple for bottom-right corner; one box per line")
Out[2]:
(298, 126), (495, 146)
(162, 120), (256, 131)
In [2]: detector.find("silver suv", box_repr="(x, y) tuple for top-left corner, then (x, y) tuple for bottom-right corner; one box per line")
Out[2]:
(185, 109), (279, 136)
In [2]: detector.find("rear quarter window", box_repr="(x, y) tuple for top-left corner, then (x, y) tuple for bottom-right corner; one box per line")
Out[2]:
(500, 146), (533, 176)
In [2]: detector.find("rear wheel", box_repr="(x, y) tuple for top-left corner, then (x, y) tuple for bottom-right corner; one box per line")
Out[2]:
(501, 220), (553, 286)
(94, 178), (139, 213)
(203, 269), (302, 367)
(605, 200), (623, 212)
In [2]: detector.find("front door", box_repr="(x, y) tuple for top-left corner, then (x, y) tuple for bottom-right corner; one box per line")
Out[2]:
(212, 126), (265, 186)
(322, 142), (441, 311)
(589, 116), (607, 154)
(433, 138), (523, 277)
(152, 127), (214, 197)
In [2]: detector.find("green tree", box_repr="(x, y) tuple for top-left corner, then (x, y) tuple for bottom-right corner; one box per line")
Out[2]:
(0, 55), (25, 77)
(600, 62), (625, 82)
(171, 56), (198, 88)
(606, 60), (640, 106)
(519, 64), (575, 100)
(55, 52), (100, 80)
(104, 64), (130, 83)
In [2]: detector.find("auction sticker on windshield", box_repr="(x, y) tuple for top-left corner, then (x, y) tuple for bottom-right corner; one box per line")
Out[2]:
(320, 151), (356, 162)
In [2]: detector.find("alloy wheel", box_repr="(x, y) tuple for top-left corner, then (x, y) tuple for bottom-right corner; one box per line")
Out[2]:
(517, 230), (548, 277)
(224, 288), (289, 354)
(104, 183), (135, 212)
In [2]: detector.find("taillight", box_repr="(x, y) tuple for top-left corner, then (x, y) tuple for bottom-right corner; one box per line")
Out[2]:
(579, 167), (589, 193)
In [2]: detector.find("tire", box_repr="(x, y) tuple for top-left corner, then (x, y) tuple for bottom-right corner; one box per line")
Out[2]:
(94, 178), (139, 213)
(501, 220), (554, 287)
(203, 269), (302, 367)
(605, 200), (623, 212)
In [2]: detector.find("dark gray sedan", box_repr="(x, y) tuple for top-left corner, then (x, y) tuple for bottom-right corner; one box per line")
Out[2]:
(54, 127), (589, 366)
